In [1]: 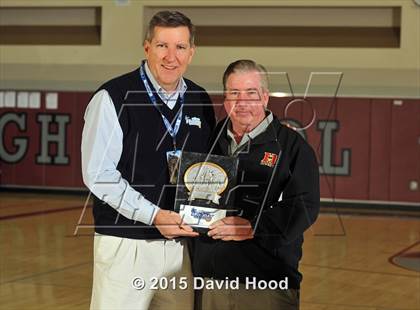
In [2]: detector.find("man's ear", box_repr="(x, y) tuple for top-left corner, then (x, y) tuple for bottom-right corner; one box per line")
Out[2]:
(144, 40), (151, 56)
(262, 89), (270, 108)
(187, 45), (196, 64)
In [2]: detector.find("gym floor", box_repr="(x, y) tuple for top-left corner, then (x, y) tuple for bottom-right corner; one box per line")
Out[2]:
(0, 192), (419, 310)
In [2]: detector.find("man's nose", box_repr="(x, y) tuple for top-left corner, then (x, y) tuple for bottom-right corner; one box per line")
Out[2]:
(164, 46), (176, 62)
(236, 92), (248, 105)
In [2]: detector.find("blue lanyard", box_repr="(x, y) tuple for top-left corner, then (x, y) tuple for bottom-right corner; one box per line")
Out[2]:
(139, 63), (184, 150)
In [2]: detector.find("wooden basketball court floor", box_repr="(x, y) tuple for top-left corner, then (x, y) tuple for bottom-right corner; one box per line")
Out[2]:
(0, 191), (419, 310)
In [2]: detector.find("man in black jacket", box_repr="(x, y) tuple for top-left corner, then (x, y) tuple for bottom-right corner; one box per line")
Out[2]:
(82, 11), (215, 310)
(193, 60), (320, 310)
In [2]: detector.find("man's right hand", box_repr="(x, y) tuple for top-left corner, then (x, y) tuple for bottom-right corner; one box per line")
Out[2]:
(153, 209), (199, 239)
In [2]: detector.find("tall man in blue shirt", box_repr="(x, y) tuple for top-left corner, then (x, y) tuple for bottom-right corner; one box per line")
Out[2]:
(81, 11), (215, 310)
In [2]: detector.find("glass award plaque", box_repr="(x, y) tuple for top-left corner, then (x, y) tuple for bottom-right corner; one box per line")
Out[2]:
(174, 152), (239, 233)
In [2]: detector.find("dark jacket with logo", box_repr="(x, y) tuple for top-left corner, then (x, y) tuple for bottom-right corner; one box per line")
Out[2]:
(92, 67), (215, 240)
(193, 116), (320, 289)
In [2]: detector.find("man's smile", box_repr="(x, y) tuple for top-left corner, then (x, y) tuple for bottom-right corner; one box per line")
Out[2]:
(162, 64), (178, 70)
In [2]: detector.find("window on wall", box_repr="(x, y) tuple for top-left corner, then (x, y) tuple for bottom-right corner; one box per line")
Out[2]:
(0, 7), (101, 45)
(144, 6), (401, 48)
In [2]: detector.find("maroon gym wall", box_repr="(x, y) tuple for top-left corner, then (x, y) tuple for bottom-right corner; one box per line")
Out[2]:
(0, 90), (419, 204)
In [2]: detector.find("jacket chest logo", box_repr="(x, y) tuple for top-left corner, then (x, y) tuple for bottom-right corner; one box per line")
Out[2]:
(260, 152), (278, 168)
(185, 116), (201, 128)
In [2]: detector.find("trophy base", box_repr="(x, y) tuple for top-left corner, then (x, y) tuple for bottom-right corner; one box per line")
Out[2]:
(192, 226), (211, 234)
(179, 204), (227, 234)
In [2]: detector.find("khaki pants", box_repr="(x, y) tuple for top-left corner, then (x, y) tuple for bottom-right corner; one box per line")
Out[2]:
(198, 279), (299, 310)
(90, 234), (193, 310)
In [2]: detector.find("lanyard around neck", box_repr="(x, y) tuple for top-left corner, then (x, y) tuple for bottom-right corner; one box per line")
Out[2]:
(139, 63), (184, 149)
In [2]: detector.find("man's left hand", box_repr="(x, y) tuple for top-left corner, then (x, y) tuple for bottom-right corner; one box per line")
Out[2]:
(208, 216), (254, 241)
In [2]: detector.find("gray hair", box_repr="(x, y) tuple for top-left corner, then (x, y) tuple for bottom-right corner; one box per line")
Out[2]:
(222, 59), (269, 92)
(144, 11), (195, 46)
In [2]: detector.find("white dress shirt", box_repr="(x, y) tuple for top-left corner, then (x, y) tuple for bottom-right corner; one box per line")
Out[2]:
(81, 62), (187, 225)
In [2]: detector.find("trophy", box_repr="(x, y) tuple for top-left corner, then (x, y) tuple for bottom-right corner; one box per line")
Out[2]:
(174, 152), (239, 233)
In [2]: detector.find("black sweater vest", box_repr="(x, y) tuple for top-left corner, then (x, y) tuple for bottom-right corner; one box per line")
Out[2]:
(92, 67), (215, 239)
